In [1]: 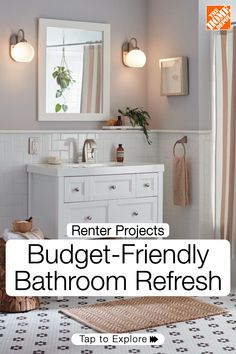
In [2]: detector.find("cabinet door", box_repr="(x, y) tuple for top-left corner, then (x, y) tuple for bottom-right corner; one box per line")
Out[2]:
(63, 201), (109, 225)
(110, 197), (158, 223)
(136, 173), (158, 197)
(90, 174), (135, 200)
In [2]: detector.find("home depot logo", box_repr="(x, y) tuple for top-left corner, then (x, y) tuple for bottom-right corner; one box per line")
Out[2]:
(206, 5), (231, 30)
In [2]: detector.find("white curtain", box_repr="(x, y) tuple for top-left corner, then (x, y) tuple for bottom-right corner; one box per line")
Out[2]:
(214, 28), (236, 258)
(80, 44), (102, 113)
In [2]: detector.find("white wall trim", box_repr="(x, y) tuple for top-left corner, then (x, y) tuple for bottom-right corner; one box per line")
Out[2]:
(152, 130), (212, 134)
(0, 129), (212, 134)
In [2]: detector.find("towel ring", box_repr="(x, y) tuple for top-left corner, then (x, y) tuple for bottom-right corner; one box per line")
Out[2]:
(173, 142), (186, 158)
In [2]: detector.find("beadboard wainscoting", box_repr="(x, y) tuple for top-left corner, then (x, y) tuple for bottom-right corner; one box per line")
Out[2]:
(0, 131), (212, 239)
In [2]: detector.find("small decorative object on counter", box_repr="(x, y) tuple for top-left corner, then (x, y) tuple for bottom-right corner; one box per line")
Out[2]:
(115, 115), (122, 126)
(116, 144), (124, 162)
(47, 156), (62, 165)
(106, 118), (117, 126)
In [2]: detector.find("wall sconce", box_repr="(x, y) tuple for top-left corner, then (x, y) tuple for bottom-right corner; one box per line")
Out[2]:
(10, 29), (35, 62)
(122, 37), (146, 68)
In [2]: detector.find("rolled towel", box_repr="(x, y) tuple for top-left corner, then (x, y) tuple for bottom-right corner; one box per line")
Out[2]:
(173, 156), (189, 207)
(3, 229), (25, 242)
(14, 228), (44, 240)
(3, 228), (44, 242)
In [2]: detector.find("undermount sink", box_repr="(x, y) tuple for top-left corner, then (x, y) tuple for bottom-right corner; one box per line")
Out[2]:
(63, 162), (122, 168)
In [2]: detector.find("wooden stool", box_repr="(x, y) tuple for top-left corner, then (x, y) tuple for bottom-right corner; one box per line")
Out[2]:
(0, 239), (40, 312)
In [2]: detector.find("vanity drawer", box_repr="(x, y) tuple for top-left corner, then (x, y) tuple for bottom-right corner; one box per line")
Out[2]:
(90, 174), (135, 201)
(64, 177), (88, 202)
(63, 201), (109, 224)
(110, 197), (158, 223)
(136, 173), (158, 197)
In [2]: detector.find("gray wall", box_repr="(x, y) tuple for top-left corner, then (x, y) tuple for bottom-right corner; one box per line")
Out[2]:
(147, 0), (199, 130)
(0, 0), (147, 130)
(0, 0), (220, 131)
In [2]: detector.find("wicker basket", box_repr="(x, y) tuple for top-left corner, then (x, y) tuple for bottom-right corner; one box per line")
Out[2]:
(0, 239), (40, 313)
(12, 219), (33, 233)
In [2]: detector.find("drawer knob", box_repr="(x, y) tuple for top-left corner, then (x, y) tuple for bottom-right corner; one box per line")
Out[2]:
(109, 185), (117, 190)
(132, 211), (139, 216)
(85, 216), (92, 221)
(144, 183), (150, 188)
(73, 187), (80, 192)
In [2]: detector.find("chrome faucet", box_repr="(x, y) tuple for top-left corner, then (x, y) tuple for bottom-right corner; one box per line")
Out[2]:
(82, 139), (97, 163)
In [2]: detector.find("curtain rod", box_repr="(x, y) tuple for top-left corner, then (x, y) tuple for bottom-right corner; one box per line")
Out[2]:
(47, 40), (102, 48)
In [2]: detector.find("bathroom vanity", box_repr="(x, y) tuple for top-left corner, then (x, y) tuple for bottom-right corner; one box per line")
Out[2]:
(27, 162), (164, 239)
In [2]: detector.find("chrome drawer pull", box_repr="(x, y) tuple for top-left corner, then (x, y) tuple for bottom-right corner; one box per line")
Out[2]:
(73, 187), (80, 192)
(85, 216), (92, 221)
(109, 185), (117, 190)
(144, 183), (150, 188)
(132, 211), (139, 216)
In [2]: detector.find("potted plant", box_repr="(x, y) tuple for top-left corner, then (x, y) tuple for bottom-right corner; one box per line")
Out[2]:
(118, 107), (152, 144)
(52, 46), (75, 113)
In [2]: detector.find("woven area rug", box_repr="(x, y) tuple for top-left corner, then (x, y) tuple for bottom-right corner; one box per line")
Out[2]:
(61, 297), (226, 333)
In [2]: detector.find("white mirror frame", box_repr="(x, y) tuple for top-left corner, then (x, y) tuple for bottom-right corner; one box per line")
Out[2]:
(38, 18), (110, 121)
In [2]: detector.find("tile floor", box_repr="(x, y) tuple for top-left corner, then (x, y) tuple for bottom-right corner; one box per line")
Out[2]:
(0, 292), (236, 354)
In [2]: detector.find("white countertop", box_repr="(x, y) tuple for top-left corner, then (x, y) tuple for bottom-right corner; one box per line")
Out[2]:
(27, 162), (165, 177)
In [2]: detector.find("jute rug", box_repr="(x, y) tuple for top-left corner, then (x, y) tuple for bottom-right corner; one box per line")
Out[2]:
(61, 297), (226, 333)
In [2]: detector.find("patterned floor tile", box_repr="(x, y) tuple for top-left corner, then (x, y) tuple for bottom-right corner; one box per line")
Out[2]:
(0, 292), (236, 354)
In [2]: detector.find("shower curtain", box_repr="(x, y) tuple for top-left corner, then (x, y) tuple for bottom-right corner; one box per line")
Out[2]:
(214, 28), (236, 258)
(80, 44), (102, 113)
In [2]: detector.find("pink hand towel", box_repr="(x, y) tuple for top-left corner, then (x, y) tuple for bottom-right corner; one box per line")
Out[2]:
(173, 156), (189, 206)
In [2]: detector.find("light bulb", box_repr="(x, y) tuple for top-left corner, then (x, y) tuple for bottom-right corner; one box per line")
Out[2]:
(11, 41), (35, 62)
(125, 49), (146, 68)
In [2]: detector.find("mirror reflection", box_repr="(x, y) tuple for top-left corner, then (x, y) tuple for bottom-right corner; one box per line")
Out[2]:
(46, 27), (103, 114)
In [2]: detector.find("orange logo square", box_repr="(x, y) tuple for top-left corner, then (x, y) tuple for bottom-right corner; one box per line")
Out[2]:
(206, 5), (231, 30)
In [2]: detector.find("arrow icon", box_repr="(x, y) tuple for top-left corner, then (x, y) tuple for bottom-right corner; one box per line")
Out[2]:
(150, 336), (158, 343)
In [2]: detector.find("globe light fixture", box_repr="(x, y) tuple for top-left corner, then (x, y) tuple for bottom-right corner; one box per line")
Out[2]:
(10, 29), (35, 62)
(122, 37), (146, 68)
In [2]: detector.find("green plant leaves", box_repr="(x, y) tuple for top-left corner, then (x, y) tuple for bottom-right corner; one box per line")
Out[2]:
(55, 104), (61, 113)
(56, 90), (62, 98)
(62, 104), (68, 112)
(118, 107), (152, 144)
(59, 79), (68, 89)
(55, 103), (68, 112)
(52, 61), (76, 113)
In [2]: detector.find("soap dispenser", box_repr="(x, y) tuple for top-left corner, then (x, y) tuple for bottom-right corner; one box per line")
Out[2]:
(115, 116), (122, 126)
(116, 144), (124, 162)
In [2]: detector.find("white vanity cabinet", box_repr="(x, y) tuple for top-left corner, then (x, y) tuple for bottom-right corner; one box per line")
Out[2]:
(27, 163), (164, 239)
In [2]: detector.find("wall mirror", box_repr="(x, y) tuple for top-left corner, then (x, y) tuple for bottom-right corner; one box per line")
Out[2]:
(38, 18), (110, 121)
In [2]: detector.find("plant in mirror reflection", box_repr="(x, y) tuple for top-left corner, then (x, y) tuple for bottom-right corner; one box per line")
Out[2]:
(52, 44), (76, 113)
